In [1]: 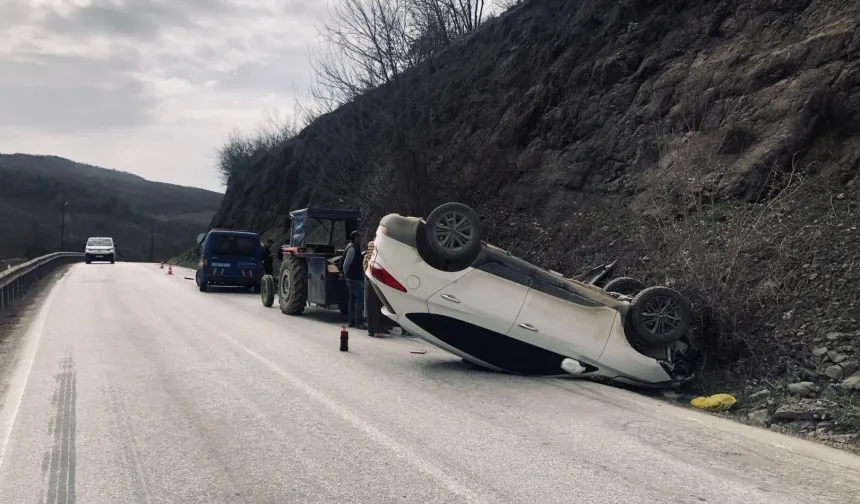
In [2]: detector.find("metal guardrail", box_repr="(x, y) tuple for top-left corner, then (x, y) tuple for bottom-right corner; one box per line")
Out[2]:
(0, 252), (84, 317)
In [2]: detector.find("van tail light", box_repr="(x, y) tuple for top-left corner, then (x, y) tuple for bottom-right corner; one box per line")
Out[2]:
(203, 257), (208, 267)
(370, 263), (406, 292)
(377, 225), (388, 237)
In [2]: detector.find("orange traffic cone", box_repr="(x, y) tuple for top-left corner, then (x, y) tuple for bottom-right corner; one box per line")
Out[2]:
(167, 265), (174, 276)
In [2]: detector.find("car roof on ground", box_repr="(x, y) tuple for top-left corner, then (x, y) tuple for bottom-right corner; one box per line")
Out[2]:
(289, 208), (361, 220)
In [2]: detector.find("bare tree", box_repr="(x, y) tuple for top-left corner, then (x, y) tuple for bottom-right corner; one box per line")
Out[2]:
(309, 0), (487, 214)
(495, 0), (523, 10)
(312, 0), (487, 105)
(215, 109), (300, 186)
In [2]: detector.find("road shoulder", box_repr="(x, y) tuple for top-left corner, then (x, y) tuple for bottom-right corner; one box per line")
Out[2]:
(0, 266), (71, 409)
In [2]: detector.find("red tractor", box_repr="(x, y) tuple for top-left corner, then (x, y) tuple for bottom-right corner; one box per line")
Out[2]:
(260, 207), (361, 316)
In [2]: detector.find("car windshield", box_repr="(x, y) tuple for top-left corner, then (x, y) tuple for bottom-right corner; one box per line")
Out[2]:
(209, 234), (258, 256)
(86, 238), (113, 247)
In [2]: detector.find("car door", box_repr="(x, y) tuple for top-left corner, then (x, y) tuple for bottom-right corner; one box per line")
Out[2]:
(506, 278), (616, 367)
(426, 263), (530, 339)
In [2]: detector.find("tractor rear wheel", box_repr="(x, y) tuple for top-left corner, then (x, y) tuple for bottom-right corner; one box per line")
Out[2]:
(279, 254), (308, 315)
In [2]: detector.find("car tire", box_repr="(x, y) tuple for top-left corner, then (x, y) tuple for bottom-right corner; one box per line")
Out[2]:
(423, 202), (483, 263)
(628, 286), (691, 347)
(261, 275), (275, 307)
(279, 254), (307, 315)
(603, 277), (646, 296)
(199, 281), (208, 292)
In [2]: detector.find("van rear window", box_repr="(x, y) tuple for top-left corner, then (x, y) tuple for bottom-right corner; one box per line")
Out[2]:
(209, 234), (258, 256)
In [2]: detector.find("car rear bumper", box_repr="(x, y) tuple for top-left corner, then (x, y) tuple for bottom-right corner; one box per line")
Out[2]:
(200, 273), (261, 285)
(85, 253), (114, 260)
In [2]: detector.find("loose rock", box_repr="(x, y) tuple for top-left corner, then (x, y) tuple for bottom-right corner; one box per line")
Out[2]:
(842, 376), (860, 390)
(812, 347), (829, 357)
(788, 420), (816, 432)
(747, 409), (772, 427)
(787, 382), (817, 397)
(826, 351), (848, 364)
(828, 434), (856, 444)
(773, 407), (828, 422)
(750, 389), (770, 399)
(661, 390), (681, 400)
(841, 361), (859, 377)
(825, 365), (845, 379)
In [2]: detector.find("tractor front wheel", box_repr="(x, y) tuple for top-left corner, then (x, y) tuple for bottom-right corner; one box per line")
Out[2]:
(261, 275), (275, 307)
(279, 254), (308, 315)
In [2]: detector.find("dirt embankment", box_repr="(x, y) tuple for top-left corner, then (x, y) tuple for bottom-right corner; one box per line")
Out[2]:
(213, 0), (860, 442)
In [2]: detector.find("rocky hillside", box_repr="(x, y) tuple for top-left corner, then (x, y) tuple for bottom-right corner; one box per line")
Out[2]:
(214, 0), (860, 441)
(0, 154), (223, 261)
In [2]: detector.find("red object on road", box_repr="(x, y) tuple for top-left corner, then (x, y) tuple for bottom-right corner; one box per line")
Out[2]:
(340, 326), (349, 352)
(160, 261), (164, 269)
(167, 265), (173, 276)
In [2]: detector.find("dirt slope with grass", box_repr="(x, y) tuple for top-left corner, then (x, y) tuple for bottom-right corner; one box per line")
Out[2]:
(214, 0), (860, 443)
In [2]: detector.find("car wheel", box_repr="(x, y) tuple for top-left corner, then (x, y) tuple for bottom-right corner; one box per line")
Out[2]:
(424, 202), (483, 262)
(603, 277), (646, 296)
(199, 279), (209, 292)
(279, 255), (307, 315)
(628, 286), (691, 347)
(261, 275), (275, 307)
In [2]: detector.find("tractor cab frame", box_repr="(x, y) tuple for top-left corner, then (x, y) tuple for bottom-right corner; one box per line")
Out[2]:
(261, 207), (362, 315)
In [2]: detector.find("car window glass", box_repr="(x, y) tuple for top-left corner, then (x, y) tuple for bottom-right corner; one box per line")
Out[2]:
(209, 234), (258, 256)
(86, 238), (113, 246)
(306, 218), (335, 245)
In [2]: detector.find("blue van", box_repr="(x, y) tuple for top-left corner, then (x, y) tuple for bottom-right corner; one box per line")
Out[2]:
(195, 229), (263, 293)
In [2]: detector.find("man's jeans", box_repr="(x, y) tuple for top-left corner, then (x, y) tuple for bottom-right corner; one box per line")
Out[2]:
(346, 278), (364, 326)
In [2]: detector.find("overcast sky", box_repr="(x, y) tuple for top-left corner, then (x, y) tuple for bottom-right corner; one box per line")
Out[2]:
(0, 0), (332, 193)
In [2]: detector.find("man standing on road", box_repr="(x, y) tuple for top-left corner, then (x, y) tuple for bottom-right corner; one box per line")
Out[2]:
(341, 230), (365, 329)
(262, 239), (274, 276)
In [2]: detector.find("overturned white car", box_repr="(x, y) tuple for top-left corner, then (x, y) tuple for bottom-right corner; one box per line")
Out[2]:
(365, 202), (695, 387)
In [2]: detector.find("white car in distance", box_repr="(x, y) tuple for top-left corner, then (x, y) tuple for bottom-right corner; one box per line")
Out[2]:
(85, 237), (116, 264)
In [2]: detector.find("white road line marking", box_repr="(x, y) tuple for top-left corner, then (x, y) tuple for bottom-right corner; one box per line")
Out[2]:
(0, 268), (68, 470)
(216, 331), (492, 504)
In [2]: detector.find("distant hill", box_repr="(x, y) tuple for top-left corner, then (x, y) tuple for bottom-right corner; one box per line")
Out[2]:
(0, 153), (223, 261)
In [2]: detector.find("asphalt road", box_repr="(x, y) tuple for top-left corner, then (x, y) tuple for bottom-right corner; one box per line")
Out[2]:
(1, 263), (859, 504)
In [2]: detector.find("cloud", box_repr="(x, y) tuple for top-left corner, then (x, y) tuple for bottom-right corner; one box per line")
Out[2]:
(0, 53), (153, 132)
(42, 1), (190, 38)
(0, 0), (332, 191)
